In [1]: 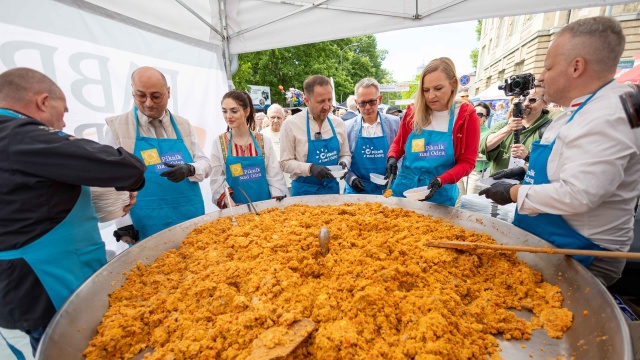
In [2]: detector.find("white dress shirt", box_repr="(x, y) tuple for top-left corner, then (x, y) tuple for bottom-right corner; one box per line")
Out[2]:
(103, 110), (212, 228)
(361, 117), (383, 137)
(516, 81), (640, 253)
(279, 110), (351, 180)
(209, 132), (288, 205)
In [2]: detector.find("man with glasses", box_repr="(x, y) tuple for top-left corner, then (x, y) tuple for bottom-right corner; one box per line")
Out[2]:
(104, 66), (212, 243)
(479, 83), (551, 176)
(343, 78), (400, 194)
(280, 75), (351, 196)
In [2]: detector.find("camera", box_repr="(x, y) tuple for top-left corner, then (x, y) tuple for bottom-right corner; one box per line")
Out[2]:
(498, 73), (536, 97)
(620, 84), (640, 129)
(498, 73), (536, 144)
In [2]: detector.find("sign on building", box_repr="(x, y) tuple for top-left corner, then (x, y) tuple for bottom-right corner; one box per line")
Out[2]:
(379, 83), (411, 92)
(248, 85), (271, 109)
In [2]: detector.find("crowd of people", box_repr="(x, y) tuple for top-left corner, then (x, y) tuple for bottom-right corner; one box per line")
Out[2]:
(0, 15), (638, 357)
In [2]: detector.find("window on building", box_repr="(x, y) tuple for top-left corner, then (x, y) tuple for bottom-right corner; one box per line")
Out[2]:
(514, 61), (524, 75)
(485, 76), (492, 90)
(497, 70), (505, 82)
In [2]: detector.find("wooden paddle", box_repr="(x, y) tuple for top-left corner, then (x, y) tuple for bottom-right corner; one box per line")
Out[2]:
(426, 241), (640, 260)
(247, 318), (315, 360)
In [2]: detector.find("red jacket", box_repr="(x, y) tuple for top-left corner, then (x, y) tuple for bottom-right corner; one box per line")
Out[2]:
(387, 102), (480, 185)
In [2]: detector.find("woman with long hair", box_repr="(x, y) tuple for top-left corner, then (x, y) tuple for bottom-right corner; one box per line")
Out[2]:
(209, 90), (287, 208)
(385, 57), (480, 206)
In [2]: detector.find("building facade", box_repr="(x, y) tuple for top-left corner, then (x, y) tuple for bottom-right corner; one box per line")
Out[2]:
(473, 3), (640, 96)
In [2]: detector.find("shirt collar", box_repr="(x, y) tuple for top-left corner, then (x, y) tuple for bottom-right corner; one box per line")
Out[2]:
(362, 114), (381, 126)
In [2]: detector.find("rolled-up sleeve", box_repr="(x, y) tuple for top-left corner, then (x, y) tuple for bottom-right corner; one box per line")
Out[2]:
(279, 118), (311, 179)
(188, 124), (213, 182)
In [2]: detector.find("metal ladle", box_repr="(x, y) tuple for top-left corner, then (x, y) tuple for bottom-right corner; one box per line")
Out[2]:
(318, 227), (330, 257)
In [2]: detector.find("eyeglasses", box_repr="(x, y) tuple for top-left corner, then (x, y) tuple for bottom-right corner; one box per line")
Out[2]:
(314, 132), (322, 140)
(527, 97), (540, 105)
(357, 99), (378, 108)
(476, 113), (487, 118)
(132, 92), (166, 104)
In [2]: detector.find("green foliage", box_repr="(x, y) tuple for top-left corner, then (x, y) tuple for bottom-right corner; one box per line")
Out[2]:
(470, 48), (479, 69)
(475, 19), (482, 41)
(232, 35), (392, 105)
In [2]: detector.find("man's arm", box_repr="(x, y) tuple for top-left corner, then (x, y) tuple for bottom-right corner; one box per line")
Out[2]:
(186, 123), (213, 182)
(279, 120), (312, 177)
(10, 121), (145, 191)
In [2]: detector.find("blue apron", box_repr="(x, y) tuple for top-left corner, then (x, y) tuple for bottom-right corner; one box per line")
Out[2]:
(225, 131), (271, 203)
(391, 105), (459, 206)
(129, 107), (204, 240)
(345, 111), (389, 195)
(291, 110), (340, 196)
(512, 85), (610, 267)
(0, 109), (106, 357)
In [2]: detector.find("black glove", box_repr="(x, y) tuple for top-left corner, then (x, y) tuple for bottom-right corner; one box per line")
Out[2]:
(274, 195), (287, 202)
(160, 162), (193, 182)
(421, 178), (442, 202)
(490, 167), (526, 182)
(339, 161), (348, 169)
(310, 164), (334, 181)
(385, 157), (398, 180)
(350, 178), (366, 193)
(113, 225), (139, 244)
(478, 181), (517, 205)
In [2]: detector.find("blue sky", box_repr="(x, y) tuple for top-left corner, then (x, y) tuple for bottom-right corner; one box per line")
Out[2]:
(374, 21), (479, 83)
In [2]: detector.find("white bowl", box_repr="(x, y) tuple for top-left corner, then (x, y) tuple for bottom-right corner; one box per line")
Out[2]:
(327, 165), (347, 178)
(369, 173), (387, 186)
(403, 186), (432, 201)
(478, 177), (520, 190)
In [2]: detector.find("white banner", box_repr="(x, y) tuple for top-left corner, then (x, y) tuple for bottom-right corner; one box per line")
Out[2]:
(1, 0), (228, 256)
(248, 85), (271, 109)
(380, 83), (411, 92)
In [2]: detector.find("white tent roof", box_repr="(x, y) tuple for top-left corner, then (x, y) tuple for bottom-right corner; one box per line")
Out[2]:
(84, 0), (632, 55)
(474, 82), (509, 101)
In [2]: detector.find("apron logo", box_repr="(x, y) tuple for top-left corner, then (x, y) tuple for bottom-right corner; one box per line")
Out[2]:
(316, 148), (338, 163)
(417, 142), (447, 158)
(238, 165), (263, 182)
(523, 169), (535, 185)
(230, 163), (244, 177)
(141, 149), (161, 165)
(361, 144), (384, 158)
(154, 152), (185, 172)
(411, 139), (424, 152)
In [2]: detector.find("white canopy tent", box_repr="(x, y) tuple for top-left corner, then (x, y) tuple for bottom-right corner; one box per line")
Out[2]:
(474, 82), (510, 101)
(81, 0), (633, 80)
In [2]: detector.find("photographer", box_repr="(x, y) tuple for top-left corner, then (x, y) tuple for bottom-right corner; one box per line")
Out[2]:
(479, 16), (640, 286)
(480, 83), (551, 177)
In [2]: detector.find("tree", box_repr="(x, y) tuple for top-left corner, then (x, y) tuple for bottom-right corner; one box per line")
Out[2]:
(232, 35), (392, 105)
(470, 19), (482, 69)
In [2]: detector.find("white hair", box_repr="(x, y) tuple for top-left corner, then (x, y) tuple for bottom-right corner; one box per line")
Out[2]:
(267, 103), (284, 116)
(346, 95), (357, 111)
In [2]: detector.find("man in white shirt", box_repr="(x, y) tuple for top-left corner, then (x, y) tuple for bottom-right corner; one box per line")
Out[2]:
(479, 16), (640, 286)
(280, 75), (351, 196)
(104, 66), (212, 243)
(261, 103), (291, 188)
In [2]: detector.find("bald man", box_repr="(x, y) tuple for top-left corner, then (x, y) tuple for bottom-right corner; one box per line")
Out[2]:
(0, 68), (145, 355)
(105, 66), (212, 243)
(480, 16), (640, 286)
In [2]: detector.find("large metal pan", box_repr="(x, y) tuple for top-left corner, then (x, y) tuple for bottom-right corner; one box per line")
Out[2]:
(36, 195), (632, 359)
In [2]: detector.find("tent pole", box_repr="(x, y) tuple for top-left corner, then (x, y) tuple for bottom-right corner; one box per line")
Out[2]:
(174, 0), (223, 38)
(218, 0), (234, 89)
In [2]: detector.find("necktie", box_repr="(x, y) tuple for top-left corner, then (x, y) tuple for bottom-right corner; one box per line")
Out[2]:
(149, 119), (164, 138)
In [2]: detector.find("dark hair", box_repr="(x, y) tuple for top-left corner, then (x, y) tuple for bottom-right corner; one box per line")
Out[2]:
(475, 102), (491, 118)
(303, 75), (332, 98)
(222, 90), (256, 131)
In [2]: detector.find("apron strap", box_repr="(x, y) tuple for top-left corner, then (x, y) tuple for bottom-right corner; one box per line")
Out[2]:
(0, 330), (27, 360)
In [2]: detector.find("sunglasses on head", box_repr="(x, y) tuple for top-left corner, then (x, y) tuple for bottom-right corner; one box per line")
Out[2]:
(476, 113), (487, 118)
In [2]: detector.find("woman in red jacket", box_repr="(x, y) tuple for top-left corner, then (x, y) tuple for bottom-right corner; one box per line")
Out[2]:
(386, 57), (480, 206)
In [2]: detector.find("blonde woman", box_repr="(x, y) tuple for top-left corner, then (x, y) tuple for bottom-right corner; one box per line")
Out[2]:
(385, 57), (480, 206)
